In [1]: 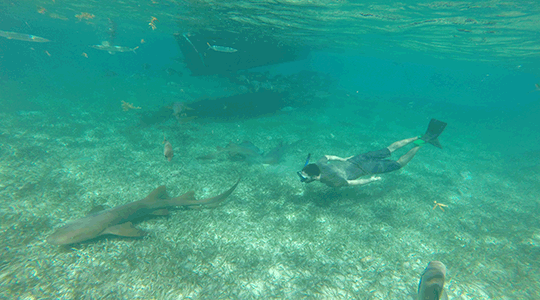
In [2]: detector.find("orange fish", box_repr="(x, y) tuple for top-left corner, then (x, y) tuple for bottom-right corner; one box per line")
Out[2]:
(82, 52), (88, 58)
(75, 12), (95, 21)
(49, 13), (69, 21)
(149, 16), (158, 30)
(163, 137), (173, 162)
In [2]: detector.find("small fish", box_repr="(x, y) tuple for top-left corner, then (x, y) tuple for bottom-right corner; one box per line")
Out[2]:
(163, 137), (174, 162)
(75, 12), (95, 21)
(121, 100), (141, 111)
(0, 30), (50, 42)
(207, 42), (238, 53)
(418, 261), (448, 300)
(528, 83), (540, 93)
(149, 16), (158, 30)
(91, 41), (139, 55)
(48, 13), (69, 21)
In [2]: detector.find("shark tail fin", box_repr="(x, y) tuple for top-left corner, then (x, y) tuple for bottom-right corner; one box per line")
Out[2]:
(181, 178), (240, 208)
(132, 46), (139, 53)
(197, 178), (240, 207)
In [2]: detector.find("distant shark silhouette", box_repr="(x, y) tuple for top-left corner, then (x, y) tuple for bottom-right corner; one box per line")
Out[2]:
(198, 141), (296, 165)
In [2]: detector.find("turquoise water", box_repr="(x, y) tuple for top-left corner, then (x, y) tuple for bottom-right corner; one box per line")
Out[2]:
(1, 1), (540, 299)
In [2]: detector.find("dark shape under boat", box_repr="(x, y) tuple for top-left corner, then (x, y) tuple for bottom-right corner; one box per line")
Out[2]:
(137, 90), (287, 126)
(184, 90), (287, 121)
(174, 32), (308, 75)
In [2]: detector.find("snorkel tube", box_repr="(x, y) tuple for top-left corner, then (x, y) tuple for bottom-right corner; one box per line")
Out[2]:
(296, 153), (311, 182)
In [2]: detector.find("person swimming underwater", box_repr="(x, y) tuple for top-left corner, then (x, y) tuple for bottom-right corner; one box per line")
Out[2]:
(297, 118), (447, 187)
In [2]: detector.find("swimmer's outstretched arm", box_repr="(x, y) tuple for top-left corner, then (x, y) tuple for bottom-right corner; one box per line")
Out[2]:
(347, 176), (381, 186)
(324, 155), (354, 162)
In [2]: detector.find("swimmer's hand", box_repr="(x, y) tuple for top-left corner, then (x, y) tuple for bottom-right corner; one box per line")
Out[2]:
(324, 155), (349, 162)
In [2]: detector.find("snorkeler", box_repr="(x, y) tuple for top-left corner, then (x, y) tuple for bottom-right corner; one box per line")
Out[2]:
(297, 118), (447, 187)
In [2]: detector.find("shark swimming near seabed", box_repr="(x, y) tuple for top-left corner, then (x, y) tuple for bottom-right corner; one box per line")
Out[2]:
(91, 41), (139, 54)
(198, 140), (298, 165)
(46, 179), (240, 245)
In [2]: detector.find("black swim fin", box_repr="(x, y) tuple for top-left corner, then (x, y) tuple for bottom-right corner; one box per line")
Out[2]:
(420, 119), (447, 149)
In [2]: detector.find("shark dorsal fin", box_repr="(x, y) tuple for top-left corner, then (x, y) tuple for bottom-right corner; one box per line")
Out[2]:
(87, 205), (108, 215)
(146, 185), (170, 201)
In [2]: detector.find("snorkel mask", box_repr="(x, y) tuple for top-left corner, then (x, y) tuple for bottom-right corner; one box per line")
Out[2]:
(296, 153), (312, 183)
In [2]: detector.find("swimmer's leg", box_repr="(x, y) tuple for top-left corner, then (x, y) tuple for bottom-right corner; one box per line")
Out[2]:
(396, 146), (421, 167)
(387, 137), (419, 153)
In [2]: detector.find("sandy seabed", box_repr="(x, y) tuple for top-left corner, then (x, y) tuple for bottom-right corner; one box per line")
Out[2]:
(1, 74), (539, 299)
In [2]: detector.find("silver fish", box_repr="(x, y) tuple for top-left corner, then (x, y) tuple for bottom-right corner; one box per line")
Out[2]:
(0, 30), (50, 42)
(207, 42), (237, 53)
(91, 41), (138, 54)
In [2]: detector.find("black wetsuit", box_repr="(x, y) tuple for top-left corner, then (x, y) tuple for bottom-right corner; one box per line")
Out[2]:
(316, 148), (401, 187)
